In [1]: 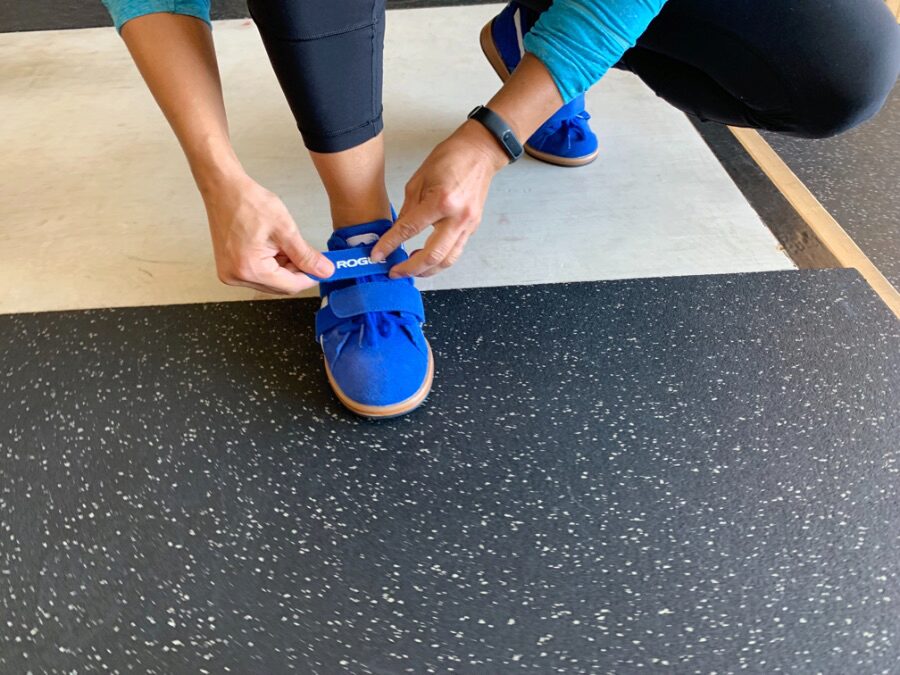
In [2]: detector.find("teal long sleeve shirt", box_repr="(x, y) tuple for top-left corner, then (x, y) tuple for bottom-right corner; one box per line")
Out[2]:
(101, 0), (210, 31)
(101, 0), (666, 103)
(526, 0), (666, 101)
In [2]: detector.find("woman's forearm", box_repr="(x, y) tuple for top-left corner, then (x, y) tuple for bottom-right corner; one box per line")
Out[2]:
(449, 53), (565, 170)
(486, 53), (564, 150)
(121, 13), (243, 194)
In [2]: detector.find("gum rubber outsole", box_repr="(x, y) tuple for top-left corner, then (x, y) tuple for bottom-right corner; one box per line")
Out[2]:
(323, 342), (434, 419)
(479, 20), (599, 168)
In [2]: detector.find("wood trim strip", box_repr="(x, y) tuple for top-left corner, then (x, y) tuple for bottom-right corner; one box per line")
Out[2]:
(729, 127), (900, 319)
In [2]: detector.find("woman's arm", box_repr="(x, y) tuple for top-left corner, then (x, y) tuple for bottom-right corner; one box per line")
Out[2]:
(113, 12), (333, 293)
(372, 0), (667, 277)
(121, 13), (237, 196)
(371, 53), (562, 278)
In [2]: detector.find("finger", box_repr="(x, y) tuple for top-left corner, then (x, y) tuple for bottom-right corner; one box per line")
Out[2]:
(228, 279), (292, 296)
(274, 253), (301, 275)
(399, 176), (421, 219)
(371, 198), (443, 262)
(418, 231), (470, 278)
(393, 174), (423, 229)
(253, 261), (320, 295)
(225, 273), (311, 296)
(389, 222), (464, 279)
(223, 254), (316, 295)
(278, 228), (334, 279)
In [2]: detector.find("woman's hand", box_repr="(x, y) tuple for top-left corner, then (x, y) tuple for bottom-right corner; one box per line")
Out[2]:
(202, 173), (334, 295)
(371, 54), (564, 278)
(371, 120), (508, 278)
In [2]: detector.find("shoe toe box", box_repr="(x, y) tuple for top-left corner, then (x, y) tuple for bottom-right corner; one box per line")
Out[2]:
(324, 330), (430, 408)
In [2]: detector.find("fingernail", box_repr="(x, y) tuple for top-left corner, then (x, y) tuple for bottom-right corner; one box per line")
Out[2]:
(370, 250), (384, 262)
(316, 261), (334, 278)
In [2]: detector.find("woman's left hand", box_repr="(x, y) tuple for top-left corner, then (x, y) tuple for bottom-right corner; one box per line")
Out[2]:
(370, 120), (508, 278)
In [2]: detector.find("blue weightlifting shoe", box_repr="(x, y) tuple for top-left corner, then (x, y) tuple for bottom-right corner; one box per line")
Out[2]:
(313, 218), (433, 418)
(479, 1), (599, 167)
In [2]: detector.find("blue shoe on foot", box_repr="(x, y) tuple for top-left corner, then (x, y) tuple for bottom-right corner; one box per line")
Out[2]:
(480, 1), (599, 166)
(314, 218), (433, 418)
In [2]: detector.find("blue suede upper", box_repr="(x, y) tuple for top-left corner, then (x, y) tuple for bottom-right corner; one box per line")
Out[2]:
(492, 1), (536, 72)
(317, 220), (430, 408)
(524, 95), (597, 158)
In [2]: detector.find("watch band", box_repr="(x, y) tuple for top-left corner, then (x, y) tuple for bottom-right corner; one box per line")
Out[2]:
(467, 105), (524, 163)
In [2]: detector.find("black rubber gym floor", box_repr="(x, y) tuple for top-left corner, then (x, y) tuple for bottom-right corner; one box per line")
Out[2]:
(2, 270), (898, 673)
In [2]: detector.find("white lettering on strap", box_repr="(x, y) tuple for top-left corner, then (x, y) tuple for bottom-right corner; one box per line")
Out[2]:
(335, 256), (377, 269)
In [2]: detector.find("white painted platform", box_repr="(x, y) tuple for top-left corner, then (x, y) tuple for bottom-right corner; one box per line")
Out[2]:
(0, 5), (791, 314)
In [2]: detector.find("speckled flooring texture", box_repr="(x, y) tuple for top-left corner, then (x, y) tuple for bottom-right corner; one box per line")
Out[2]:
(2, 269), (899, 673)
(763, 87), (900, 289)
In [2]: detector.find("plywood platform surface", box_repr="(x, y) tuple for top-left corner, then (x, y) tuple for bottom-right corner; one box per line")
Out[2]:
(0, 6), (790, 315)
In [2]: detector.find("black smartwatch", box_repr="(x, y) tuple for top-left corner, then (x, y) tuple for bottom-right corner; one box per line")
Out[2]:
(467, 105), (524, 163)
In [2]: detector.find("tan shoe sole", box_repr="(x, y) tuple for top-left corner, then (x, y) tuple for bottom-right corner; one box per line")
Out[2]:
(479, 20), (599, 168)
(323, 342), (434, 419)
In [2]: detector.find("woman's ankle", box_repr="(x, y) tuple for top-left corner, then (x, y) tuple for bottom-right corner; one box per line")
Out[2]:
(330, 194), (393, 229)
(309, 134), (393, 229)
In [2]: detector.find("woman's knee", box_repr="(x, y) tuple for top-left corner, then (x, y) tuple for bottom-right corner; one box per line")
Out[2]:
(799, 62), (898, 139)
(789, 3), (899, 138)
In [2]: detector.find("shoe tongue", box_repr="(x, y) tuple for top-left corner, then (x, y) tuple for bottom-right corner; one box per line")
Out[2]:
(328, 217), (393, 251)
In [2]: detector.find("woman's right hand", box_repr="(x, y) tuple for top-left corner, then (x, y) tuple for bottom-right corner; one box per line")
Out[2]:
(201, 173), (334, 295)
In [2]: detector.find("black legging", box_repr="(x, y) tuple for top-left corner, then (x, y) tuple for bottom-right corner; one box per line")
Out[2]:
(247, 0), (387, 153)
(248, 0), (900, 153)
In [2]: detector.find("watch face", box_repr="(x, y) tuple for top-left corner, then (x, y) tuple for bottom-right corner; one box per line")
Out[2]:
(469, 106), (521, 162)
(502, 131), (523, 160)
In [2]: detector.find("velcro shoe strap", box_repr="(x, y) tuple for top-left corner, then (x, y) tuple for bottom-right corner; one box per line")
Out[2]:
(331, 281), (424, 320)
(316, 281), (425, 338)
(308, 245), (407, 282)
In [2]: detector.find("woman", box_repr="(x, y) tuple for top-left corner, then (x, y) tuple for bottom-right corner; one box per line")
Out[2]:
(103, 0), (899, 418)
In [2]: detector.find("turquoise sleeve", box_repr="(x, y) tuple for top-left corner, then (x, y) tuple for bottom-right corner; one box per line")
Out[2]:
(101, 0), (211, 32)
(523, 0), (667, 102)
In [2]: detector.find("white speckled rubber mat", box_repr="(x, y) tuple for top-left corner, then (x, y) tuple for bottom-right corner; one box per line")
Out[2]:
(1, 270), (898, 672)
